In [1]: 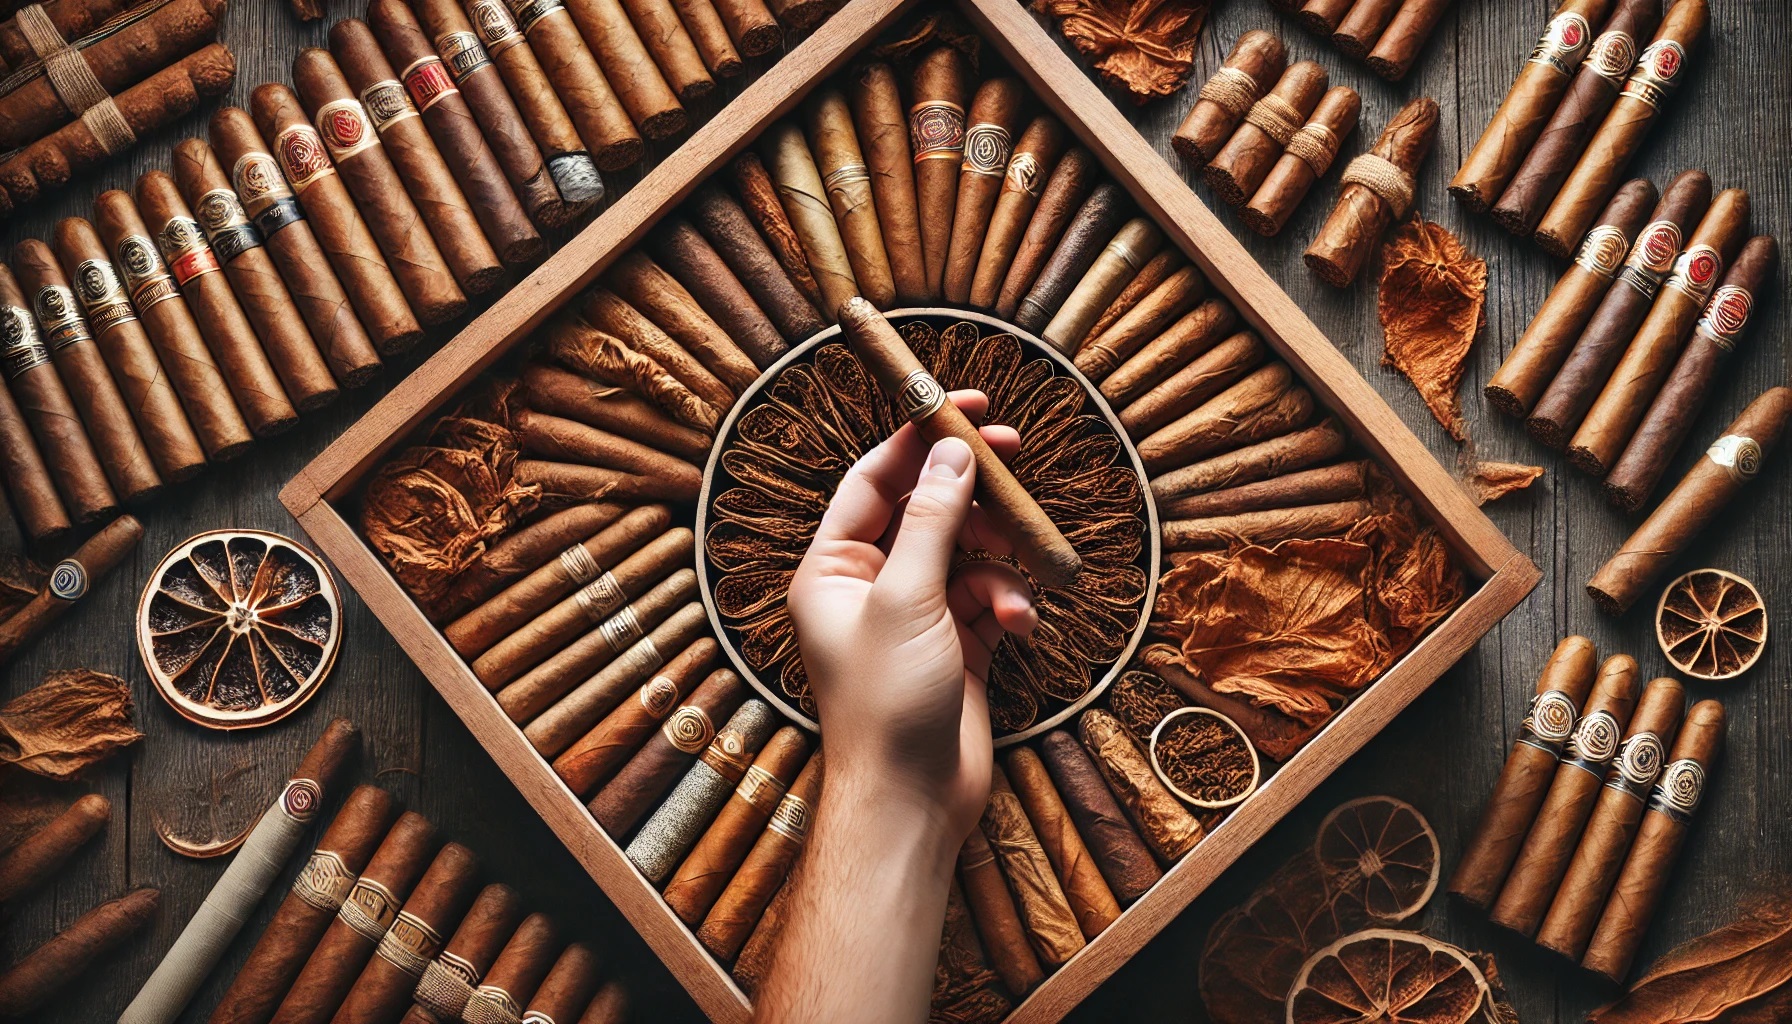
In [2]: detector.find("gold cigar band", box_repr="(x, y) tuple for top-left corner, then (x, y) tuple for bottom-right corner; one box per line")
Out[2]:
(700, 729), (755, 781)
(663, 706), (715, 753)
(767, 792), (812, 840)
(736, 763), (788, 812)
(338, 877), (400, 942)
(897, 368), (947, 423)
(415, 953), (480, 1019)
(376, 910), (445, 978)
(639, 674), (680, 716)
(292, 849), (356, 911)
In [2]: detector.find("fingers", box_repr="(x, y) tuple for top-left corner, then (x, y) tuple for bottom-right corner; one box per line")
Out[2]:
(949, 561), (1037, 640)
(811, 391), (993, 549)
(875, 437), (977, 601)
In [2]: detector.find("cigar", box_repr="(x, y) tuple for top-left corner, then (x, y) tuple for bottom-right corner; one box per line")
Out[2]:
(903, 48), (968, 301)
(206, 785), (396, 1024)
(1079, 709), (1202, 862)
(1365, 0), (1451, 80)
(1042, 217), (1162, 354)
(559, 0), (685, 139)
(965, 116), (1067, 310)
(122, 719), (360, 1024)
(1534, 0), (1709, 256)
(764, 0), (834, 30)
(0, 372), (70, 541)
(730, 875), (791, 993)
(439, 505), (627, 623)
(1605, 235), (1777, 511)
(251, 83), (426, 356)
(580, 288), (733, 412)
(170, 139), (344, 408)
(808, 88), (896, 309)
(662, 725), (811, 917)
(517, 600), (709, 752)
(624, 698), (779, 881)
(1448, 635), (1599, 909)
(498, 0), (642, 171)
(588, 668), (746, 836)
(1137, 362), (1312, 473)
(851, 62), (926, 305)
(1163, 499), (1372, 550)
(1297, 0), (1353, 35)
(0, 887), (159, 1015)
(1566, 187), (1749, 476)
(1204, 60), (1328, 209)
(695, 751), (820, 961)
(1074, 263), (1203, 381)
(464, 912), (560, 1019)
(1159, 457), (1368, 521)
(515, 409), (702, 498)
(327, 20), (505, 297)
(1526, 170), (1709, 446)
(1003, 747), (1118, 941)
(1588, 388), (1791, 614)
(937, 77), (1023, 306)
(1304, 96), (1438, 287)
(840, 297), (1082, 587)
(517, 458), (700, 507)
(670, 0), (740, 78)
(1118, 330), (1267, 439)
(0, 792), (107, 902)
(1582, 698), (1724, 981)
(329, 843), (481, 1024)
(995, 146), (1097, 322)
(762, 121), (857, 319)
(1077, 248), (1180, 354)
(1333, 0), (1400, 59)
(1150, 419), (1349, 502)
(729, 150), (824, 314)
(523, 943), (603, 1024)
(713, 0), (778, 56)
(576, 978), (630, 1024)
(543, 313), (719, 433)
(364, 0), (546, 268)
(1449, 0), (1610, 212)
(1488, 654), (1640, 937)
(1486, 177), (1656, 417)
(1173, 31), (1286, 165)
(648, 216), (791, 369)
(551, 636), (719, 796)
(1036, 730), (1160, 902)
(982, 763), (1087, 966)
(602, 250), (761, 394)
(615, 0), (711, 103)
(405, 884), (524, 1024)
(1100, 298), (1239, 408)
(0, 0), (135, 74)
(1240, 85), (1360, 237)
(521, 364), (712, 462)
(0, 263), (115, 521)
(1014, 181), (1127, 334)
(957, 827), (1044, 995)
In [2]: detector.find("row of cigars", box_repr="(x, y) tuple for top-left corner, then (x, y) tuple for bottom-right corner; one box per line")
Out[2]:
(1265, 0), (1451, 81)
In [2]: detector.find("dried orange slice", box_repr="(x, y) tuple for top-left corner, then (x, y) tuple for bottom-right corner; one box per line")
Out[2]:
(138, 530), (342, 729)
(1655, 569), (1766, 681)
(1314, 796), (1439, 924)
(1286, 930), (1493, 1024)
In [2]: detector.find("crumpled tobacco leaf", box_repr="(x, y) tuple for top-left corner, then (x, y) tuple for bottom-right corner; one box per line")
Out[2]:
(1462, 460), (1544, 506)
(0, 669), (142, 780)
(1379, 217), (1486, 442)
(546, 312), (719, 432)
(874, 8), (980, 65)
(931, 881), (1012, 1024)
(1034, 0), (1209, 103)
(1590, 899), (1792, 1024)
(0, 555), (42, 622)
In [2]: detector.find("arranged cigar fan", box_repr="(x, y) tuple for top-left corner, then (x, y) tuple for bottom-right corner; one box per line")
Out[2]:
(284, 3), (1535, 1021)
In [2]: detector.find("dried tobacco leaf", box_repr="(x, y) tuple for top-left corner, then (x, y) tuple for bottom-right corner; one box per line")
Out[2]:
(1033, 0), (1209, 102)
(0, 555), (42, 622)
(931, 881), (1012, 1024)
(546, 312), (719, 432)
(874, 8), (981, 64)
(1461, 459), (1544, 506)
(1379, 218), (1486, 442)
(1589, 899), (1792, 1024)
(0, 669), (142, 780)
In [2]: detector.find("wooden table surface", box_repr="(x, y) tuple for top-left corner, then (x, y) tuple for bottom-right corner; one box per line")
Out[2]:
(3, 1), (1786, 1021)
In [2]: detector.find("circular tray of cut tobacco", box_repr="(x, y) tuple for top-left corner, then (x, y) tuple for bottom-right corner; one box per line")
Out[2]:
(697, 309), (1159, 746)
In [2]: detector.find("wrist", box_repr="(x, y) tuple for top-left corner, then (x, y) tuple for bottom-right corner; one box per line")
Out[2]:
(821, 757), (967, 873)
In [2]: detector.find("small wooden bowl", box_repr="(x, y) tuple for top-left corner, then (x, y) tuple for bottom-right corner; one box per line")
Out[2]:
(1148, 706), (1261, 809)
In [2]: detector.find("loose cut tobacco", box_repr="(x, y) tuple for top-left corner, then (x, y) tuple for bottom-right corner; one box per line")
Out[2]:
(0, 669), (142, 780)
(1152, 711), (1253, 804)
(1378, 217), (1486, 441)
(1032, 0), (1209, 103)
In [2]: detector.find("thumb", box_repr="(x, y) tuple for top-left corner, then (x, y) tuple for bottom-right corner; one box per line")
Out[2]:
(878, 436), (976, 600)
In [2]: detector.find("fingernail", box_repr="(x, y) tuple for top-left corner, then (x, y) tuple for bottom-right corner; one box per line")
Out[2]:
(928, 437), (973, 479)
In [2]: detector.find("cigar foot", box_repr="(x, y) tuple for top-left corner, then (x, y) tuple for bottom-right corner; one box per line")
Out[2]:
(1447, 181), (1492, 215)
(1202, 165), (1250, 208)
(1601, 480), (1645, 514)
(1585, 583), (1626, 617)
(1533, 226), (1576, 260)
(1488, 203), (1534, 238)
(1302, 250), (1351, 289)
(1483, 383), (1525, 419)
(594, 139), (646, 172)
(640, 108), (688, 141)
(1524, 415), (1569, 450)
(1237, 206), (1280, 237)
(1564, 445), (1608, 478)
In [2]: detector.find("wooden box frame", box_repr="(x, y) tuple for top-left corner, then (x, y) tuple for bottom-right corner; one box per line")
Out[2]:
(282, 0), (1541, 1019)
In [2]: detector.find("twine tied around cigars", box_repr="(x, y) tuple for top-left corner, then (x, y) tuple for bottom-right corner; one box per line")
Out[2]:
(13, 3), (135, 155)
(1197, 66), (1259, 117)
(1285, 122), (1342, 176)
(1243, 92), (1303, 147)
(1340, 152), (1415, 218)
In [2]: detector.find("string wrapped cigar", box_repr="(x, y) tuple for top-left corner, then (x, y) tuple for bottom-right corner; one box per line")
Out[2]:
(1606, 235), (1777, 511)
(1100, 298), (1239, 408)
(579, 288), (733, 412)
(1535, 0), (1708, 257)
(1449, 0), (1610, 213)
(0, 372), (70, 541)
(1304, 96), (1438, 288)
(969, 116), (1067, 311)
(910, 46), (969, 301)
(649, 217), (791, 370)
(518, 601), (710, 753)
(762, 121), (858, 318)
(1164, 499), (1373, 550)
(1173, 31), (1286, 165)
(1534, 677), (1685, 961)
(1486, 177), (1656, 417)
(810, 88), (897, 308)
(1074, 263), (1203, 381)
(588, 668), (746, 836)
(551, 636), (719, 796)
(0, 263), (114, 520)
(1448, 636), (1599, 908)
(523, 943), (604, 1024)
(1014, 182), (1127, 335)
(559, 0), (684, 140)
(1588, 387), (1791, 614)
(328, 843), (480, 1024)
(521, 365), (711, 462)
(1078, 249), (1179, 353)
(602, 252), (759, 395)
(696, 752), (821, 961)
(0, 793), (107, 902)
(516, 410), (703, 498)
(841, 297), (1082, 587)
(122, 719), (360, 1024)
(614, 0), (711, 103)
(0, 888), (160, 1016)
(663, 730), (811, 922)
(1151, 419), (1349, 502)
(0, 0), (136, 74)
(1526, 170), (1709, 447)
(941, 77), (1024, 305)
(1118, 331), (1267, 439)
(363, 0), (545, 269)
(685, 187), (824, 344)
(1488, 656), (1640, 937)
(1365, 0), (1451, 80)
(958, 826), (1044, 995)
(636, 712), (793, 887)
(1038, 730), (1160, 903)
(497, 0), (642, 171)
(1137, 363), (1313, 473)
(1566, 187), (1749, 477)
(404, 884), (524, 1024)
(982, 763), (1086, 966)
(1297, 0), (1353, 35)
(851, 62), (926, 305)
(730, 151), (824, 313)
(0, 44), (236, 216)
(1204, 60), (1328, 209)
(1332, 0), (1400, 59)
(1079, 709), (1203, 861)
(463, 913), (560, 1021)
(996, 146), (1097, 322)
(1582, 699), (1724, 981)
(1241, 86), (1360, 238)
(1004, 747), (1118, 941)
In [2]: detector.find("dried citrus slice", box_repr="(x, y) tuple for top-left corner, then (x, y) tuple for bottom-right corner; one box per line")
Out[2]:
(1655, 569), (1766, 681)
(1314, 796), (1439, 923)
(138, 530), (342, 729)
(1286, 930), (1492, 1024)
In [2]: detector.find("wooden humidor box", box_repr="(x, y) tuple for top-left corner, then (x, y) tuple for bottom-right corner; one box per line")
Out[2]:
(281, 0), (1541, 1019)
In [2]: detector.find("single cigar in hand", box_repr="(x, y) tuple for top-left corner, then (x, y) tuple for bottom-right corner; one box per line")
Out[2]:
(1365, 0), (1451, 81)
(910, 46), (969, 301)
(1074, 261), (1202, 381)
(1448, 636), (1599, 908)
(0, 888), (159, 1016)
(1535, 0), (1709, 256)
(1304, 96), (1438, 288)
(498, 0), (643, 171)
(1332, 0), (1400, 59)
(1588, 387), (1791, 614)
(958, 826), (1044, 996)
(662, 727), (811, 922)
(551, 636), (719, 796)
(0, 793), (108, 902)
(1014, 181), (1126, 334)
(588, 668), (746, 836)
(1174, 31), (1286, 165)
(649, 216), (791, 368)
(1042, 217), (1162, 354)
(1205, 60), (1328, 209)
(942, 78), (1024, 305)
(328, 843), (480, 1024)
(1449, 0), (1611, 212)
(1582, 699), (1724, 981)
(840, 297), (1081, 586)
(969, 117), (1066, 310)
(763, 121), (857, 319)
(685, 187), (824, 343)
(851, 62), (926, 305)
(810, 88), (896, 308)
(695, 751), (821, 961)
(404, 884), (524, 1024)
(559, 0), (686, 140)
(996, 147), (1097, 322)
(729, 150), (824, 314)
(1240, 86), (1359, 238)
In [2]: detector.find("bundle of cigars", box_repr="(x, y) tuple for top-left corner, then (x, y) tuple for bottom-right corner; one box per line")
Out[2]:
(1264, 0), (1451, 81)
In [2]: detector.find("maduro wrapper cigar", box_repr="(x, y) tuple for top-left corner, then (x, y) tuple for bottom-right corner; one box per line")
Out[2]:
(661, 725), (811, 920)
(0, 370), (70, 541)
(602, 251), (759, 394)
(1204, 61), (1328, 209)
(0, 792), (107, 902)
(0, 887), (159, 1015)
(518, 601), (710, 752)
(1304, 96), (1438, 288)
(552, 636), (719, 796)
(467, 913), (560, 1019)
(1174, 30), (1285, 164)
(941, 78), (1023, 305)
(1365, 0), (1451, 81)
(1038, 730), (1160, 902)
(1487, 177), (1656, 417)
(1333, 0), (1400, 59)
(1005, 747), (1118, 941)
(811, 88), (896, 308)
(1159, 456), (1367, 520)
(1535, 0), (1708, 257)
(588, 668), (746, 837)
(696, 752), (821, 961)
(330, 843), (480, 1024)
(1588, 387), (1791, 614)
(1042, 217), (1162, 353)
(852, 63), (926, 305)
(1150, 419), (1348, 502)
(1582, 699), (1724, 981)
(1489, 655), (1640, 937)
(650, 216), (791, 369)
(841, 297), (1081, 587)
(406, 884), (524, 1024)
(971, 117), (1067, 310)
(1080, 709), (1202, 861)
(1075, 263), (1202, 381)
(1448, 635), (1599, 908)
(0, 263), (114, 520)
(730, 150), (822, 312)
(500, 0), (642, 172)
(1163, 499), (1373, 551)
(1240, 85), (1359, 238)
(763, 121), (857, 319)
(1449, 0), (1610, 212)
(561, 0), (684, 139)
(982, 764), (1086, 966)
(958, 826), (1043, 995)
(996, 146), (1096, 322)
(1015, 181), (1126, 334)
(522, 364), (711, 461)
(684, 186), (826, 344)
(910, 46), (969, 301)
(1101, 298), (1239, 408)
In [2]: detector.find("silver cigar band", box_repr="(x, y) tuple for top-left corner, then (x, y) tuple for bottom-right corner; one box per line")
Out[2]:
(1706, 434), (1761, 482)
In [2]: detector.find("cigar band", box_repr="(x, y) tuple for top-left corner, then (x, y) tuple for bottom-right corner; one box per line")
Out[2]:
(401, 57), (460, 113)
(468, 0), (526, 55)
(1585, 29), (1638, 85)
(230, 152), (304, 238)
(1664, 243), (1723, 303)
(506, 0), (565, 32)
(416, 953), (480, 1017)
(338, 876), (401, 942)
(157, 218), (223, 286)
(736, 763), (788, 813)
(274, 124), (337, 194)
(521, 1013), (558, 1024)
(195, 189), (264, 265)
(822, 162), (871, 193)
(700, 728), (755, 783)
(1573, 224), (1631, 280)
(1197, 66), (1259, 117)
(1527, 12), (1591, 76)
(1103, 236), (1147, 271)
(280, 777), (324, 821)
(437, 32), (494, 85)
(910, 101), (966, 162)
(1706, 434), (1762, 482)
(114, 235), (180, 310)
(640, 673), (680, 716)
(48, 558), (87, 600)
(1605, 731), (1666, 801)
(767, 791), (812, 840)
(1616, 220), (1682, 299)
(1646, 758), (1706, 825)
(962, 122), (1013, 177)
(1517, 689), (1578, 756)
(71, 258), (136, 334)
(355, 81), (415, 136)
(663, 705), (715, 753)
(1562, 709), (1622, 777)
(292, 849), (357, 911)
(30, 285), (92, 350)
(315, 99), (380, 163)
(896, 368), (946, 423)
(558, 542), (603, 584)
(1695, 284), (1755, 351)
(600, 605), (645, 654)
(576, 572), (626, 622)
(1004, 151), (1043, 196)
(465, 985), (523, 1024)
(375, 910), (445, 978)
(0, 304), (49, 377)
(1622, 39), (1688, 109)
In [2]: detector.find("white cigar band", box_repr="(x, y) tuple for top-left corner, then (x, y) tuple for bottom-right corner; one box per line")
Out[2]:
(558, 543), (602, 584)
(464, 985), (523, 1024)
(1706, 434), (1762, 482)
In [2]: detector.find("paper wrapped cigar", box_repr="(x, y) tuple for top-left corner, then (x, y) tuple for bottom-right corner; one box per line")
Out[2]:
(1304, 96), (1438, 288)
(0, 887), (160, 1015)
(1204, 61), (1328, 209)
(1174, 31), (1286, 164)
(940, 78), (1023, 305)
(1448, 636), (1599, 908)
(1163, 499), (1373, 551)
(0, 371), (71, 541)
(649, 217), (792, 370)
(810, 88), (896, 309)
(1078, 249), (1179, 353)
(496, 0), (643, 171)
(1365, 0), (1451, 80)
(1100, 297), (1239, 408)
(1588, 387), (1791, 614)
(521, 365), (711, 463)
(850, 63), (927, 305)
(1004, 748), (1118, 941)
(995, 147), (1097, 322)
(1080, 709), (1203, 861)
(463, 912), (560, 1020)
(695, 751), (821, 961)
(626, 700), (780, 882)
(1241, 86), (1360, 238)
(1150, 419), (1349, 503)
(580, 288), (734, 412)
(523, 943), (604, 1024)
(1534, 677), (1684, 960)
(588, 668), (747, 836)
(1118, 329), (1266, 438)
(729, 151), (824, 311)
(0, 515), (141, 667)
(615, 0), (712, 103)
(404, 884), (524, 1024)
(958, 825), (1044, 995)
(603, 251), (761, 395)
(969, 117), (1068, 311)
(328, 843), (480, 1024)
(662, 726), (810, 919)
(1535, 0), (1708, 256)
(552, 637), (719, 797)
(0, 792), (108, 902)
(982, 764), (1086, 966)
(909, 46), (969, 301)
(519, 602), (709, 752)
(1332, 0), (1400, 59)
(1074, 263), (1204, 381)
(1137, 362), (1313, 474)
(1014, 182), (1126, 334)
(121, 720), (360, 1024)
(1042, 218), (1163, 353)
(763, 121), (857, 319)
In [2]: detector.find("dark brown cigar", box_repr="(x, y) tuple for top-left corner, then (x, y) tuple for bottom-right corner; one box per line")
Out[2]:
(669, 0), (739, 78)
(1078, 248), (1180, 354)
(602, 250), (761, 394)
(1042, 217), (1162, 352)
(729, 150), (823, 312)
(0, 370), (64, 539)
(206, 107), (383, 389)
(1119, 330), (1266, 439)
(1449, 0), (1612, 212)
(1240, 85), (1359, 237)
(327, 19), (505, 297)
(466, 913), (560, 1019)
(1332, 0), (1400, 59)
(0, 792), (108, 902)
(523, 943), (603, 1024)
(1004, 747), (1118, 941)
(851, 62), (927, 305)
(615, 0), (711, 103)
(1173, 30), (1286, 164)
(517, 601), (709, 751)
(1588, 387), (1791, 614)
(958, 826), (1044, 996)
(941, 77), (1025, 305)
(981, 763), (1086, 966)
(498, 0), (643, 171)
(663, 728), (812, 923)
(1150, 419), (1349, 502)
(521, 364), (711, 461)
(251, 83), (426, 355)
(810, 88), (896, 308)
(11, 239), (163, 501)
(1526, 169), (1710, 447)
(648, 216), (792, 369)
(1535, 0), (1709, 256)
(579, 288), (733, 411)
(995, 146), (1097, 322)
(331, 843), (481, 1024)
(558, 0), (685, 140)
(1204, 61), (1328, 209)
(169, 139), (345, 407)
(1100, 297), (1239, 408)
(405, 884), (524, 1024)
(1581, 698), (1724, 981)
(1365, 0), (1451, 80)
(1081, 708), (1205, 860)
(588, 668), (746, 836)
(1304, 96), (1438, 288)
(1074, 263), (1203, 381)
(695, 751), (821, 961)
(436, 503), (627, 623)
(1486, 177), (1656, 417)
(1014, 181), (1126, 334)
(969, 117), (1067, 310)
(1038, 729), (1160, 903)
(0, 887), (159, 1016)
(551, 636), (719, 796)
(909, 46), (969, 301)
(1605, 235), (1778, 511)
